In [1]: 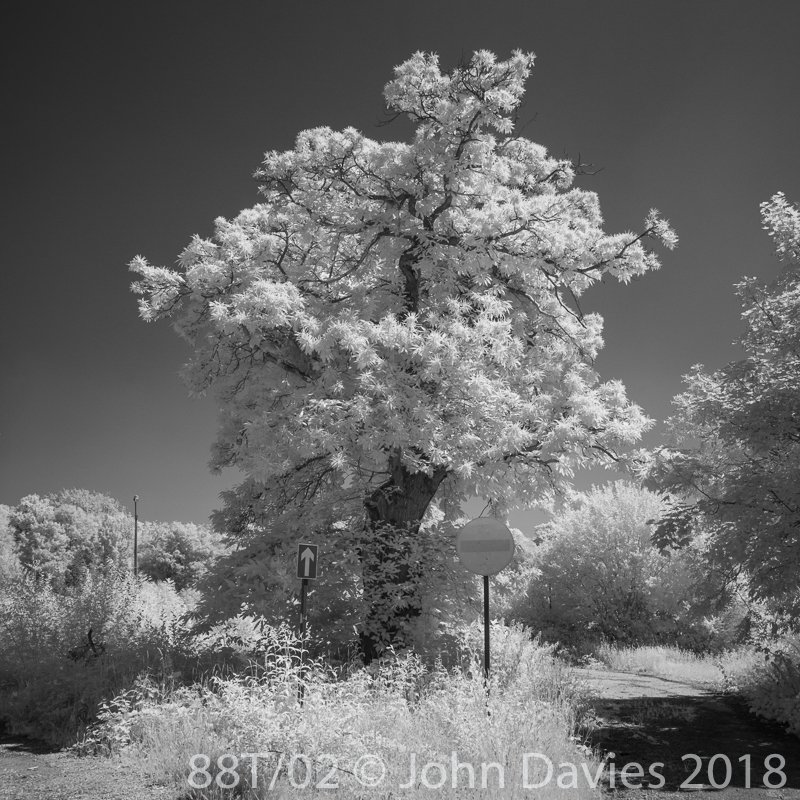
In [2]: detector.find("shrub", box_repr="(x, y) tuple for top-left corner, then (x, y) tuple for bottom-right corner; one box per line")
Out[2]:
(740, 634), (800, 736)
(511, 481), (710, 650)
(0, 567), (196, 747)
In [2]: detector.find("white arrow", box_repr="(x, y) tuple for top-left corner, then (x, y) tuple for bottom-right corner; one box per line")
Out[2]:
(300, 547), (315, 576)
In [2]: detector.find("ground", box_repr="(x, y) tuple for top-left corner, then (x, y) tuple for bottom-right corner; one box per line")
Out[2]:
(0, 731), (173, 800)
(1, 668), (799, 798)
(577, 667), (800, 798)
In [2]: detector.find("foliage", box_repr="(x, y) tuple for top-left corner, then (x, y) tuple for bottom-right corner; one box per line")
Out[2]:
(0, 503), (20, 580)
(9, 489), (132, 587)
(193, 514), (481, 662)
(0, 567), (196, 747)
(138, 519), (228, 590)
(513, 481), (706, 647)
(131, 49), (675, 655)
(594, 643), (762, 691)
(646, 193), (800, 615)
(84, 622), (601, 800)
(194, 510), (533, 663)
(740, 634), (800, 736)
(490, 527), (540, 620)
(193, 520), (362, 656)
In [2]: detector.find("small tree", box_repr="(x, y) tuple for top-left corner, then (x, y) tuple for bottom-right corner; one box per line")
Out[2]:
(132, 50), (676, 660)
(648, 193), (800, 620)
(517, 482), (703, 646)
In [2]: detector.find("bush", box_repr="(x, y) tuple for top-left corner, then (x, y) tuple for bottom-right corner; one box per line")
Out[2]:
(0, 567), (197, 746)
(740, 634), (800, 736)
(512, 481), (710, 650)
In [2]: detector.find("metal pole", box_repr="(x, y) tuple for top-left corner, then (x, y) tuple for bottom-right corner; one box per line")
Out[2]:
(483, 574), (490, 681)
(133, 495), (139, 577)
(298, 577), (308, 706)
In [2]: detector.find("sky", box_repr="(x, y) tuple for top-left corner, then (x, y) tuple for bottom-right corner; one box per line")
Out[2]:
(2, 0), (800, 529)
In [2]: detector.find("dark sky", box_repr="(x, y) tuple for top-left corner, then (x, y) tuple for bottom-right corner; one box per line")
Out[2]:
(2, 1), (799, 528)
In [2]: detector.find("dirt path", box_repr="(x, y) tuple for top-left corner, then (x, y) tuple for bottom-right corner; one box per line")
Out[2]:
(576, 667), (800, 798)
(0, 732), (173, 800)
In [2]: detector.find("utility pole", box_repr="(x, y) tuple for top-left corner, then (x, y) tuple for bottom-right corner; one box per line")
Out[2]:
(133, 495), (139, 577)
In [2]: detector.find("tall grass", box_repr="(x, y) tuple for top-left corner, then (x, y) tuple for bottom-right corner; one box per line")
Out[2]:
(594, 643), (762, 690)
(87, 622), (604, 800)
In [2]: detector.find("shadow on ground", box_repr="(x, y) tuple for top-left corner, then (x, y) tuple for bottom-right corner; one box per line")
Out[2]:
(586, 690), (800, 792)
(0, 733), (59, 756)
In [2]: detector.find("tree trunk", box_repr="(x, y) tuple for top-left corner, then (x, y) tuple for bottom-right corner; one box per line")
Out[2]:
(358, 455), (447, 664)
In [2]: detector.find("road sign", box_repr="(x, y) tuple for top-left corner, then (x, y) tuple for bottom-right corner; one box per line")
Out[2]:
(456, 517), (515, 683)
(296, 543), (319, 579)
(456, 518), (515, 576)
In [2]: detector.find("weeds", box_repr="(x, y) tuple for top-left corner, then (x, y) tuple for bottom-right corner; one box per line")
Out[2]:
(594, 643), (761, 691)
(83, 622), (602, 799)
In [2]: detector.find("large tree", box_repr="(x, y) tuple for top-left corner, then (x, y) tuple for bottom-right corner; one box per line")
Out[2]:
(648, 192), (800, 618)
(132, 50), (676, 660)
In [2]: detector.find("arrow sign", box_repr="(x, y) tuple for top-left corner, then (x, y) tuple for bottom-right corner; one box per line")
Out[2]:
(296, 543), (319, 579)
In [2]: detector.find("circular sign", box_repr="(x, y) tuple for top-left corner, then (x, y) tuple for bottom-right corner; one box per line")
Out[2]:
(456, 518), (515, 576)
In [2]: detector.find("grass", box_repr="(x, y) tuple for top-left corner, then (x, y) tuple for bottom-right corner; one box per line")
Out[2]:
(594, 643), (763, 691)
(83, 622), (605, 800)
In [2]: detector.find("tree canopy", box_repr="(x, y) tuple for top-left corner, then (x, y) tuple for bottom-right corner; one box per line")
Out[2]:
(138, 520), (228, 591)
(648, 192), (800, 617)
(9, 489), (131, 587)
(132, 50), (676, 658)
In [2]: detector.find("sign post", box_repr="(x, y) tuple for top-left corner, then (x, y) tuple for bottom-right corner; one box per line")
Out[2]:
(296, 544), (319, 706)
(455, 518), (515, 683)
(133, 495), (139, 577)
(483, 574), (490, 679)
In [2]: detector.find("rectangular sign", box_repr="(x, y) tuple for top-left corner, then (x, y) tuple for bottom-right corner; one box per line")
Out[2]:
(296, 543), (319, 579)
